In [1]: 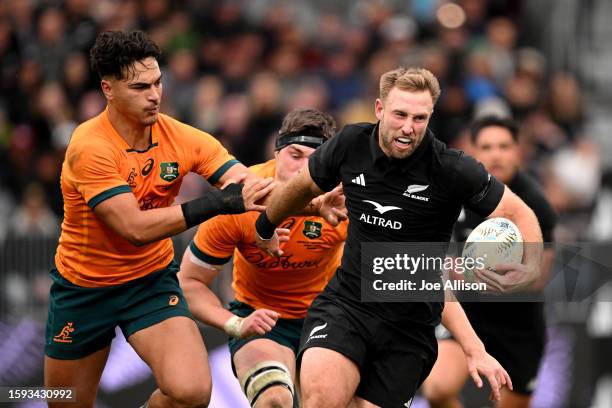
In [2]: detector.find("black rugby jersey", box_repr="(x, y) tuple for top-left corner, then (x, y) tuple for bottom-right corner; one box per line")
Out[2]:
(308, 122), (505, 326)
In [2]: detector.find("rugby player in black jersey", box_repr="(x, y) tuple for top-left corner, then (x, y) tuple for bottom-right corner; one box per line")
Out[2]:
(254, 68), (543, 408)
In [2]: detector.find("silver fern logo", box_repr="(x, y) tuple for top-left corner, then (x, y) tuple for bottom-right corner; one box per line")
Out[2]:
(403, 184), (430, 201)
(405, 184), (429, 194)
(307, 322), (328, 342)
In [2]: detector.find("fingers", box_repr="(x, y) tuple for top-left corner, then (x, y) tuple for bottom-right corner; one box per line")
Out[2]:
(267, 248), (283, 257)
(323, 208), (347, 226)
(249, 204), (267, 212)
(260, 309), (281, 320)
(469, 368), (483, 388)
(474, 269), (504, 294)
(333, 207), (348, 220)
(504, 369), (513, 391)
(245, 178), (275, 209)
(275, 228), (290, 243)
(221, 173), (249, 188)
(256, 311), (278, 328)
(492, 262), (521, 273)
(485, 372), (501, 401)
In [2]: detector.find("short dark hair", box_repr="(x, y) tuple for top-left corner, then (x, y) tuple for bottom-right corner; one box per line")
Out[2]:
(279, 108), (337, 141)
(470, 115), (519, 144)
(90, 30), (161, 80)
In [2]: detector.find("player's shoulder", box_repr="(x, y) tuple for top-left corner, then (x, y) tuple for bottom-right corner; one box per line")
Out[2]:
(66, 114), (117, 159)
(156, 113), (215, 142)
(429, 136), (465, 170)
(248, 160), (276, 178)
(338, 122), (376, 140)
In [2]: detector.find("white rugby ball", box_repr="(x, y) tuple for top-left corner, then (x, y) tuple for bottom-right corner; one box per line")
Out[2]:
(461, 217), (523, 282)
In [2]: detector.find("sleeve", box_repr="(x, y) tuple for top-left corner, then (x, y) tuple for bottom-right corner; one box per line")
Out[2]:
(184, 126), (241, 185)
(451, 153), (505, 217)
(66, 141), (131, 209)
(190, 214), (242, 265)
(524, 191), (558, 243)
(308, 129), (347, 192)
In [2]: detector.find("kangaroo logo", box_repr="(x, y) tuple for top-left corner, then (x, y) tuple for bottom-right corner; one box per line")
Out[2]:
(53, 322), (75, 343)
(363, 200), (402, 214)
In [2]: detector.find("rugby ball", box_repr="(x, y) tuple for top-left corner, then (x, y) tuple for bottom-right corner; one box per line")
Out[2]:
(461, 217), (523, 282)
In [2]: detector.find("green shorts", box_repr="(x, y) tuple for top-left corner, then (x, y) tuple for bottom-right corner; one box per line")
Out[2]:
(45, 260), (192, 360)
(227, 301), (304, 374)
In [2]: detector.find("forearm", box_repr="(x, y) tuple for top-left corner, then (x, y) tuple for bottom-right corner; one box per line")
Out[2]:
(96, 185), (245, 246)
(265, 171), (320, 225)
(490, 188), (543, 271)
(180, 276), (234, 331)
(503, 205), (543, 271)
(121, 205), (187, 246)
(441, 301), (485, 355)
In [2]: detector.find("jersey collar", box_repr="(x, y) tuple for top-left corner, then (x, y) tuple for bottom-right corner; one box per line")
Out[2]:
(101, 106), (160, 152)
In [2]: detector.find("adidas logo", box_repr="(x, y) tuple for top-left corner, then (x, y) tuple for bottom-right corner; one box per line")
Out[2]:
(351, 174), (365, 186)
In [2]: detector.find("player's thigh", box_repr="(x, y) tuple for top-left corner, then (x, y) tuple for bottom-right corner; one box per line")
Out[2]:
(421, 339), (469, 400)
(300, 347), (360, 408)
(349, 397), (380, 407)
(44, 346), (110, 408)
(496, 388), (531, 408)
(127, 316), (211, 400)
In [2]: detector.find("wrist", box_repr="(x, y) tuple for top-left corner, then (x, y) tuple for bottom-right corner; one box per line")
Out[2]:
(223, 315), (244, 338)
(255, 211), (277, 240)
(181, 184), (245, 229)
(462, 340), (486, 357)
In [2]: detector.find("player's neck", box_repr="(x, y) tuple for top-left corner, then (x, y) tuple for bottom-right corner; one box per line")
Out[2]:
(107, 106), (152, 150)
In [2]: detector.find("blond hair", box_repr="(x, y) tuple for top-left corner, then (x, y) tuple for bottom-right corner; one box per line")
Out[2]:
(379, 67), (441, 104)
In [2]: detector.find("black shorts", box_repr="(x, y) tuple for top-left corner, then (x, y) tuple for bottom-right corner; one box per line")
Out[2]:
(297, 292), (437, 407)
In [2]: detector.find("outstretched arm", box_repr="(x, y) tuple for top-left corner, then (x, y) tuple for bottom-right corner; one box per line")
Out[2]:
(441, 299), (512, 401)
(178, 247), (280, 338)
(94, 177), (274, 246)
(255, 166), (324, 256)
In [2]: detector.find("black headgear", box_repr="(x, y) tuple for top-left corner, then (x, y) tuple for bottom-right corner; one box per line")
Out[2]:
(275, 127), (328, 151)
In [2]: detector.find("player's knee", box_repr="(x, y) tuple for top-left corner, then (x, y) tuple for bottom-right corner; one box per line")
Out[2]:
(240, 361), (295, 408)
(302, 391), (343, 408)
(164, 381), (211, 408)
(421, 381), (460, 407)
(254, 385), (294, 408)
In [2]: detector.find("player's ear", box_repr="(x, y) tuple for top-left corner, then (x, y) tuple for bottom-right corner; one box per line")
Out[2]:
(375, 98), (384, 120)
(100, 79), (113, 100)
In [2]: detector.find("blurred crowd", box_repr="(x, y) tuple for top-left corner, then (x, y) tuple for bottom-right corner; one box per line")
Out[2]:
(0, 0), (608, 243)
